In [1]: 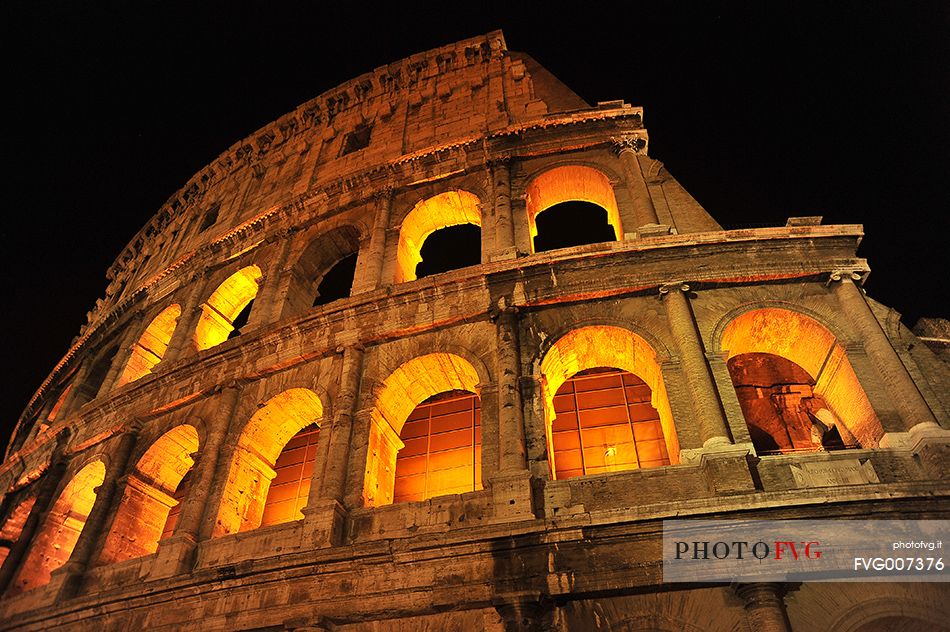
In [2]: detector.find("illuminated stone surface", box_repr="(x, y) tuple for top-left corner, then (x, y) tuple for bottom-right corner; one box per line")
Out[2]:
(0, 31), (947, 631)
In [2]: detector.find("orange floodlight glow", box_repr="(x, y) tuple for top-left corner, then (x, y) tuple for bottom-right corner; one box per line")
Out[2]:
(721, 308), (881, 448)
(540, 326), (679, 478)
(115, 304), (182, 387)
(11, 460), (105, 594)
(213, 388), (324, 537)
(363, 353), (481, 506)
(395, 190), (482, 283)
(525, 166), (622, 252)
(97, 425), (199, 565)
(194, 265), (262, 350)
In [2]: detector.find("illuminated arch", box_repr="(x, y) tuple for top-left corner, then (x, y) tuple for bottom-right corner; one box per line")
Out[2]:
(525, 165), (623, 253)
(213, 388), (324, 537)
(97, 424), (199, 565)
(363, 353), (482, 506)
(0, 497), (36, 569)
(721, 308), (882, 448)
(194, 265), (262, 350)
(539, 326), (679, 478)
(395, 190), (482, 283)
(115, 304), (182, 387)
(11, 460), (105, 594)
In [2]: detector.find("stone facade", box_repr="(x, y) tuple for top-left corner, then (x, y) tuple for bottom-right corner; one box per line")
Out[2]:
(0, 31), (948, 631)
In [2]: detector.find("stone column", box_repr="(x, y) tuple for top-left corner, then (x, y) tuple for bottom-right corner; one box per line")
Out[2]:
(831, 273), (938, 431)
(97, 311), (147, 394)
(55, 424), (140, 599)
(0, 432), (70, 595)
(489, 307), (534, 519)
(489, 159), (517, 260)
(495, 308), (527, 472)
(734, 583), (793, 632)
(612, 135), (661, 231)
(163, 271), (212, 363)
(660, 283), (731, 446)
(247, 228), (297, 329)
(351, 189), (393, 294)
(302, 346), (364, 546)
(150, 384), (241, 578)
(194, 385), (245, 543)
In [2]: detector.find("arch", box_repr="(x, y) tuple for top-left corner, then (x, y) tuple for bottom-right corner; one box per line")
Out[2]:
(524, 165), (623, 253)
(720, 308), (882, 448)
(395, 190), (482, 283)
(539, 326), (679, 477)
(282, 225), (362, 318)
(115, 304), (182, 387)
(11, 460), (105, 594)
(0, 497), (36, 569)
(194, 265), (262, 350)
(213, 388), (324, 537)
(363, 353), (482, 506)
(97, 424), (199, 565)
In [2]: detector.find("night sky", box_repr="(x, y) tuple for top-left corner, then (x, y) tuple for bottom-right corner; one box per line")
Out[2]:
(3, 2), (948, 449)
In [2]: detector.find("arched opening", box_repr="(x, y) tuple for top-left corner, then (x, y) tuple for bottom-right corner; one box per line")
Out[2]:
(194, 265), (262, 350)
(525, 166), (623, 254)
(728, 353), (849, 454)
(312, 253), (358, 307)
(363, 353), (482, 506)
(11, 460), (105, 594)
(540, 326), (679, 479)
(393, 390), (481, 504)
(395, 190), (482, 283)
(97, 425), (199, 565)
(115, 304), (182, 387)
(414, 224), (481, 279)
(854, 616), (945, 632)
(0, 497), (36, 569)
(549, 367), (670, 479)
(533, 201), (617, 252)
(283, 226), (361, 317)
(721, 308), (882, 450)
(213, 389), (324, 537)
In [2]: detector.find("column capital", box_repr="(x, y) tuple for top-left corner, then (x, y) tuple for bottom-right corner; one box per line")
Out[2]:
(826, 268), (867, 286)
(610, 133), (647, 156)
(658, 281), (690, 296)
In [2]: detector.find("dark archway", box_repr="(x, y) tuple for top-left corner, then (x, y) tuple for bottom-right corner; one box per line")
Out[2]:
(415, 224), (481, 279)
(533, 201), (616, 252)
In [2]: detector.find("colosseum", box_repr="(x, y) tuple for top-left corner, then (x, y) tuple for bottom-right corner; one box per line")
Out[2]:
(0, 31), (948, 631)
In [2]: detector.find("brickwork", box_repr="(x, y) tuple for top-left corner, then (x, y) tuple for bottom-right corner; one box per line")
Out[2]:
(0, 32), (948, 631)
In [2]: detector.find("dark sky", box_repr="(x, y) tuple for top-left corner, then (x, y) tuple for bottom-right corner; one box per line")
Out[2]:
(3, 2), (948, 449)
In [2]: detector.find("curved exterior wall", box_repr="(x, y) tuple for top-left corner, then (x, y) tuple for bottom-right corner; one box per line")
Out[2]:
(1, 31), (948, 631)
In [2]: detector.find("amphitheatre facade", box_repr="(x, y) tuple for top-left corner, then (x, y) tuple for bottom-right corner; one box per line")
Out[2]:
(0, 31), (948, 631)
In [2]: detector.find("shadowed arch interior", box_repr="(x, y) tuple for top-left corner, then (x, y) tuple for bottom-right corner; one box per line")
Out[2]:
(540, 326), (679, 478)
(97, 424), (199, 565)
(395, 190), (482, 283)
(363, 353), (481, 506)
(11, 460), (105, 594)
(525, 166), (623, 253)
(721, 308), (882, 448)
(283, 225), (362, 317)
(213, 388), (324, 537)
(194, 265), (263, 350)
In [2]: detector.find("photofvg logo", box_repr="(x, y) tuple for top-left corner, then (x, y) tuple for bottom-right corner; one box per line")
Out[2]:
(662, 519), (948, 583)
